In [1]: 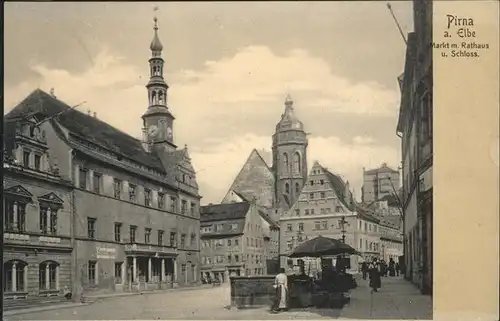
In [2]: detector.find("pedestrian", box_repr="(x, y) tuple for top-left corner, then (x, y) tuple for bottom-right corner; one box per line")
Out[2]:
(271, 268), (288, 313)
(389, 258), (396, 277)
(368, 258), (381, 292)
(395, 262), (400, 276)
(361, 261), (368, 280)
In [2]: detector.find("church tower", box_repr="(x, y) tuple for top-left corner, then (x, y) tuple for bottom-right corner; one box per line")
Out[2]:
(142, 16), (176, 152)
(272, 95), (308, 211)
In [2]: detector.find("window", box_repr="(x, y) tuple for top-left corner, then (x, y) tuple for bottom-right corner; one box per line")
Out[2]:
(190, 202), (196, 215)
(181, 200), (187, 214)
(114, 179), (122, 199)
(170, 196), (177, 212)
(305, 209), (309, 215)
(114, 223), (122, 242)
(320, 179), (324, 185)
(359, 221), (362, 230)
(228, 239), (232, 246)
(310, 209), (315, 215)
(309, 193), (314, 199)
(310, 180), (314, 186)
(130, 226), (137, 243)
(235, 255), (239, 262)
(215, 224), (223, 232)
(364, 222), (367, 230)
(295, 183), (300, 194)
(180, 234), (186, 248)
(295, 209), (300, 216)
(158, 230), (164, 246)
(158, 192), (165, 209)
(320, 192), (326, 198)
(314, 221), (321, 230)
(34, 154), (41, 171)
(79, 168), (87, 189)
(40, 206), (57, 235)
(359, 238), (363, 249)
(144, 189), (151, 207)
(287, 241), (293, 250)
(285, 183), (290, 194)
(321, 220), (328, 230)
(246, 237), (249, 246)
(190, 233), (196, 246)
(286, 224), (292, 232)
(298, 223), (304, 232)
(114, 262), (122, 284)
(145, 228), (151, 244)
(230, 223), (238, 231)
(39, 261), (58, 290)
(170, 232), (177, 247)
(5, 200), (28, 232)
(88, 261), (97, 285)
(87, 218), (96, 239)
(23, 151), (30, 167)
(282, 153), (289, 172)
(93, 172), (101, 193)
(129, 184), (136, 202)
(293, 153), (301, 173)
(234, 239), (239, 246)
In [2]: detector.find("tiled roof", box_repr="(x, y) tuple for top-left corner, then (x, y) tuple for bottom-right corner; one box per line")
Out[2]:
(379, 194), (400, 207)
(200, 202), (251, 222)
(355, 206), (381, 224)
(5, 89), (165, 172)
(320, 167), (355, 211)
(379, 215), (402, 230)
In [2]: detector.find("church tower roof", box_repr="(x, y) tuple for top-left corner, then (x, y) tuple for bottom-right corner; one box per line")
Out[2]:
(275, 95), (304, 132)
(150, 17), (163, 55)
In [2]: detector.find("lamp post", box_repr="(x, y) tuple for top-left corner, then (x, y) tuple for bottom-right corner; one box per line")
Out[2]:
(339, 216), (347, 244)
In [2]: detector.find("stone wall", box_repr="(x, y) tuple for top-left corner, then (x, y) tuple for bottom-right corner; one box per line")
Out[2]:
(230, 276), (275, 308)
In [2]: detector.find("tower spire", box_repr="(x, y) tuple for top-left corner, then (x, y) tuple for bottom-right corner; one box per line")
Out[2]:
(150, 10), (163, 56)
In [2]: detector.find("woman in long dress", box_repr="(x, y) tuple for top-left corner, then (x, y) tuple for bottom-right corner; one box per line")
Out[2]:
(271, 268), (288, 313)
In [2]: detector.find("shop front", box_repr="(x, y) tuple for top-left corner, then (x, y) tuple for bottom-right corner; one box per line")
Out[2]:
(124, 244), (178, 291)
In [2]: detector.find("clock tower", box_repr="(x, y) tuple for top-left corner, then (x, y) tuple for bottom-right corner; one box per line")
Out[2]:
(142, 16), (176, 152)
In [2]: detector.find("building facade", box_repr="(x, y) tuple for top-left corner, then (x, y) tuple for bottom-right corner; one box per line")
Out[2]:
(4, 17), (202, 296)
(397, 0), (433, 295)
(361, 163), (401, 203)
(3, 117), (74, 301)
(279, 162), (403, 274)
(200, 202), (272, 280)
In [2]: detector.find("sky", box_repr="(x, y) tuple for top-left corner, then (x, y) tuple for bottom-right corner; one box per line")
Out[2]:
(4, 2), (414, 205)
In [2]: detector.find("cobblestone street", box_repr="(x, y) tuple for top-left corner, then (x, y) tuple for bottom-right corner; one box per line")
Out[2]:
(5, 276), (431, 320)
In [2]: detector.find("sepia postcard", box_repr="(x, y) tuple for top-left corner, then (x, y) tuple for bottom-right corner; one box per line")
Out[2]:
(2, 1), (498, 321)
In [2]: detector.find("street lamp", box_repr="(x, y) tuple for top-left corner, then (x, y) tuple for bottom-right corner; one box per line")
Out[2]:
(339, 216), (348, 243)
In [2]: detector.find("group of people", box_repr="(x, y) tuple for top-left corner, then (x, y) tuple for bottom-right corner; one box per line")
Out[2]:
(361, 257), (400, 292)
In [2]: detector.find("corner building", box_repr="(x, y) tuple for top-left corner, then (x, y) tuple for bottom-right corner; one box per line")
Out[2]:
(3, 116), (74, 303)
(4, 17), (202, 295)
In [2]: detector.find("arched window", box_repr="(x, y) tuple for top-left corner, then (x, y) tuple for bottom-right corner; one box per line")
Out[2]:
(285, 183), (290, 194)
(293, 152), (301, 173)
(3, 260), (28, 293)
(282, 153), (289, 173)
(151, 91), (157, 105)
(295, 183), (300, 194)
(158, 91), (164, 105)
(39, 261), (59, 290)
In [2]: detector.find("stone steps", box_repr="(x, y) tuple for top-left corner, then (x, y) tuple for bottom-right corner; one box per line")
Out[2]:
(4, 295), (70, 311)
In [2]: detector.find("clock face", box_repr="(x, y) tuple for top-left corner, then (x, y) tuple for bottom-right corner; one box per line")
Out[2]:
(166, 126), (173, 139)
(148, 125), (159, 137)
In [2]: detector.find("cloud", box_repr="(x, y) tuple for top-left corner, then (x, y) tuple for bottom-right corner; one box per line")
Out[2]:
(4, 45), (400, 205)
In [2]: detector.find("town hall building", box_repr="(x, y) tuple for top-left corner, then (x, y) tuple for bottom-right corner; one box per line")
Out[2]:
(3, 16), (202, 300)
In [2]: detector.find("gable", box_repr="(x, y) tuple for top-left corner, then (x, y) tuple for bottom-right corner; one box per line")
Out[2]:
(221, 149), (275, 209)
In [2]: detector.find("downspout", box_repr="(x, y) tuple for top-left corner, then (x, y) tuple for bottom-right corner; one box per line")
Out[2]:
(69, 149), (82, 302)
(396, 130), (406, 279)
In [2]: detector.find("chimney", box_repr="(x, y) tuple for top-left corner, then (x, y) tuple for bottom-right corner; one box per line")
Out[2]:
(49, 88), (56, 98)
(141, 128), (150, 152)
(87, 110), (91, 116)
(93, 112), (97, 118)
